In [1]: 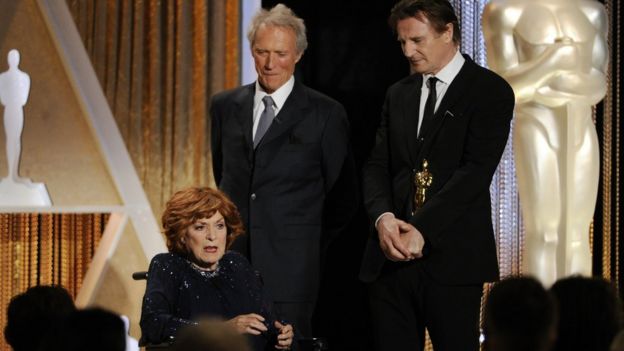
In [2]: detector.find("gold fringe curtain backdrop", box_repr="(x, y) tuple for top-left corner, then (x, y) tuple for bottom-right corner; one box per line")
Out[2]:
(594, 0), (622, 294)
(0, 213), (109, 351)
(66, 0), (240, 216)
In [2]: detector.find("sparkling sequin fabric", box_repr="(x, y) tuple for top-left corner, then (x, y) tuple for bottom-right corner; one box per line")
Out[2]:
(139, 251), (279, 349)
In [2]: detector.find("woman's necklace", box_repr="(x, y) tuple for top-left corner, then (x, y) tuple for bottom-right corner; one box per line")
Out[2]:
(190, 261), (220, 278)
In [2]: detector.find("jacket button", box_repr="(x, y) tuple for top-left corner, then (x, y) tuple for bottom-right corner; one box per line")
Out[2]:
(251, 193), (256, 200)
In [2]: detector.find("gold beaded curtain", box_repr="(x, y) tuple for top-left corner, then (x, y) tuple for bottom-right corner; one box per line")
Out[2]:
(65, 0), (240, 217)
(0, 213), (109, 351)
(594, 0), (623, 295)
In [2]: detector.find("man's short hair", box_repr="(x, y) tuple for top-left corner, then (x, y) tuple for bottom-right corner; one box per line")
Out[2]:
(4, 285), (76, 351)
(483, 277), (557, 351)
(389, 0), (461, 45)
(41, 308), (126, 351)
(551, 276), (623, 351)
(247, 3), (308, 54)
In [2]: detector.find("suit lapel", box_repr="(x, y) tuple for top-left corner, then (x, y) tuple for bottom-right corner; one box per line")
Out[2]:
(232, 84), (255, 158)
(417, 55), (477, 159)
(402, 75), (423, 164)
(256, 81), (308, 149)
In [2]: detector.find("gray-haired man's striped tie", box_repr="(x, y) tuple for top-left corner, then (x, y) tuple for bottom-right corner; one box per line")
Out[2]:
(254, 95), (275, 148)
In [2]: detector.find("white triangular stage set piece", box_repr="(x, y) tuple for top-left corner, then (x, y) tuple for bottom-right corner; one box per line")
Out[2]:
(0, 0), (167, 307)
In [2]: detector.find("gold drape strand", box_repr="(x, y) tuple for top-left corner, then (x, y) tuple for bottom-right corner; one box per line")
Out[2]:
(93, 1), (108, 82)
(12, 214), (21, 297)
(51, 214), (57, 285)
(114, 0), (133, 135)
(614, 0), (621, 289)
(67, 215), (74, 295)
(104, 0), (120, 99)
(143, 0), (166, 215)
(603, 0), (614, 281)
(129, 0), (146, 180)
(8, 214), (13, 296)
(1, 214), (10, 351)
(20, 214), (28, 293)
(53, 214), (64, 293)
(479, 282), (492, 351)
(89, 215), (100, 277)
(87, 214), (101, 287)
(13, 213), (28, 293)
(160, 0), (175, 203)
(224, 0), (239, 89)
(54, 214), (61, 285)
(590, 221), (594, 254)
(479, 283), (491, 331)
(102, 214), (107, 242)
(5, 215), (10, 280)
(94, 214), (103, 254)
(71, 215), (78, 295)
(40, 214), (53, 285)
(89, 214), (97, 260)
(60, 214), (70, 289)
(192, 0), (208, 186)
(74, 215), (83, 294)
(30, 214), (39, 287)
(62, 214), (73, 295)
(590, 106), (597, 254)
(20, 214), (27, 292)
(85, 0), (96, 58)
(76, 214), (88, 291)
(74, 214), (83, 293)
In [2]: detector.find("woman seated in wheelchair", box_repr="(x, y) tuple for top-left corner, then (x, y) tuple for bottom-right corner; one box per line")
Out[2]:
(140, 187), (294, 350)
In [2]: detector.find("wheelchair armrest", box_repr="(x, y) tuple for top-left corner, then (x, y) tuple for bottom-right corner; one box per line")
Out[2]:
(132, 271), (148, 280)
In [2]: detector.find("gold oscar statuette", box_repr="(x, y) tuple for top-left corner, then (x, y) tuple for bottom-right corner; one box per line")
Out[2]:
(414, 159), (433, 211)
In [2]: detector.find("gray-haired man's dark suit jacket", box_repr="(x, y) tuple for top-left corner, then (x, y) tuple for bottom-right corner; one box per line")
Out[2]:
(211, 80), (357, 306)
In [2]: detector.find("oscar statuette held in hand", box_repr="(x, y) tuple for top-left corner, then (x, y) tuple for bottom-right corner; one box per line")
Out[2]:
(413, 159), (433, 213)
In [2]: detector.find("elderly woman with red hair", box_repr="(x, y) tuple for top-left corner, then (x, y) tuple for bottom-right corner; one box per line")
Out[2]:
(140, 187), (293, 350)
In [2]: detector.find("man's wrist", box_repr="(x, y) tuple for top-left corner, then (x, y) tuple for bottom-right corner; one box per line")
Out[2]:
(375, 212), (395, 229)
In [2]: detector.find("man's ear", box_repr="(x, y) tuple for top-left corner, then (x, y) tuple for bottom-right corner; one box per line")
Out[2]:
(445, 23), (453, 43)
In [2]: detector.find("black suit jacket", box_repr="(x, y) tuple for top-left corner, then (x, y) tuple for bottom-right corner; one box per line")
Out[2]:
(211, 81), (357, 302)
(360, 55), (515, 285)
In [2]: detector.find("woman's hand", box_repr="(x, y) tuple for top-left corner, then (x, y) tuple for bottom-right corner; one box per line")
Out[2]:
(227, 313), (268, 335)
(274, 321), (294, 350)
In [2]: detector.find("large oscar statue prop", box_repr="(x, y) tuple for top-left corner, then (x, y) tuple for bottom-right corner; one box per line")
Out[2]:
(483, 0), (608, 286)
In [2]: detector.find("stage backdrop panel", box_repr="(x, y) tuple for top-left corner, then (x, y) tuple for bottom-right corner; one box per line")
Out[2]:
(0, 0), (168, 347)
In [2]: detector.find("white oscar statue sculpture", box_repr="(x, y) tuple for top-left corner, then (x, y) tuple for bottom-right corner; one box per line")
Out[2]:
(0, 49), (52, 206)
(483, 0), (608, 286)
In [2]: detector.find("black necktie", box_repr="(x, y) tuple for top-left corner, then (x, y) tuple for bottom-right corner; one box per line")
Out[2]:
(419, 76), (438, 137)
(254, 96), (275, 148)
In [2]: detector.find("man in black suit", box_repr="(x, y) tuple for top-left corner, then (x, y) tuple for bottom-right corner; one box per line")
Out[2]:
(360, 1), (515, 350)
(210, 4), (357, 339)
